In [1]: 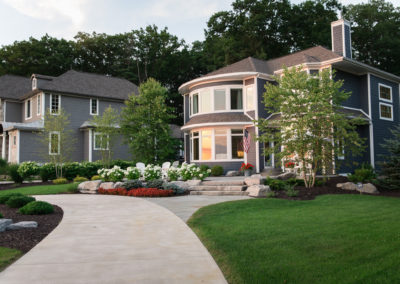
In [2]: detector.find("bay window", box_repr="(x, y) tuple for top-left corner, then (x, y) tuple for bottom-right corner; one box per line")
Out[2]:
(230, 89), (243, 110)
(201, 130), (212, 160)
(192, 132), (199, 160)
(201, 89), (212, 113)
(214, 89), (226, 110)
(231, 129), (244, 159)
(192, 93), (199, 115)
(215, 129), (228, 159)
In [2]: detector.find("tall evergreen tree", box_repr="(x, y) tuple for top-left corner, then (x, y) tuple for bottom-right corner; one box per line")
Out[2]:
(379, 125), (400, 190)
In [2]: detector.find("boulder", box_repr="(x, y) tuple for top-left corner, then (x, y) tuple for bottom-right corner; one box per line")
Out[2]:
(7, 221), (38, 230)
(225, 170), (239, 177)
(114, 182), (125, 189)
(0, 219), (12, 232)
(78, 180), (102, 194)
(244, 177), (263, 186)
(246, 185), (270, 198)
(359, 183), (379, 194)
(341, 182), (357, 191)
(186, 180), (202, 187)
(100, 182), (115, 190)
(336, 183), (344, 188)
(277, 172), (297, 180)
(170, 181), (190, 190)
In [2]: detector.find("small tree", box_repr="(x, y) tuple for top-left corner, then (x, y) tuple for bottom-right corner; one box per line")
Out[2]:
(90, 106), (120, 168)
(379, 125), (400, 190)
(38, 108), (76, 178)
(121, 78), (179, 164)
(258, 67), (366, 188)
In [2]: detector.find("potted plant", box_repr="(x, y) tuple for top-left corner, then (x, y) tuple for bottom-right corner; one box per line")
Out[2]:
(240, 163), (254, 177)
(285, 161), (296, 173)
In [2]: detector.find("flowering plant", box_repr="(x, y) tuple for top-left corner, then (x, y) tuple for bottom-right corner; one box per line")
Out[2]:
(98, 187), (173, 197)
(17, 161), (40, 179)
(125, 167), (141, 180)
(98, 166), (125, 182)
(285, 161), (295, 168)
(167, 167), (180, 181)
(240, 163), (254, 171)
(143, 164), (162, 181)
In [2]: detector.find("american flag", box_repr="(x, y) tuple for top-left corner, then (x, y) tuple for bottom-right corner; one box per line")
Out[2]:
(243, 129), (251, 153)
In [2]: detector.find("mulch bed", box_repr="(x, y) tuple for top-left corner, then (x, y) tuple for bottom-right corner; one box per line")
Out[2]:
(0, 182), (53, 191)
(0, 204), (63, 252)
(274, 176), (400, 200)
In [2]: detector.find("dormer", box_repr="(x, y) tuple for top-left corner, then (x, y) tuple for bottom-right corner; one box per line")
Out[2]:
(331, 19), (352, 59)
(30, 74), (55, 90)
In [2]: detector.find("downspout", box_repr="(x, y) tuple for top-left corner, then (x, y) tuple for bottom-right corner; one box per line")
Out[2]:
(89, 128), (93, 162)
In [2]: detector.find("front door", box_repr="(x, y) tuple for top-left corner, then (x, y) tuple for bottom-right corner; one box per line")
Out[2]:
(264, 141), (275, 168)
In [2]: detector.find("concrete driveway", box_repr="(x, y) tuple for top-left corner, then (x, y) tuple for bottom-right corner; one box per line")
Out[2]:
(0, 195), (228, 284)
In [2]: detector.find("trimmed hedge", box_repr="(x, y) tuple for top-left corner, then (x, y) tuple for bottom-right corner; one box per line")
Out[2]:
(73, 176), (88, 183)
(19, 201), (54, 215)
(211, 165), (224, 176)
(8, 164), (23, 183)
(53, 178), (68, 185)
(0, 193), (24, 204)
(6, 196), (36, 208)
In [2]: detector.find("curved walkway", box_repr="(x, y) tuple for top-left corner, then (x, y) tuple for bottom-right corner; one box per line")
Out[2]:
(0, 195), (227, 284)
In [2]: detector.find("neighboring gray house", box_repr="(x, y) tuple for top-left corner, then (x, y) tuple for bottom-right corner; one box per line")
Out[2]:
(0, 70), (139, 163)
(179, 19), (400, 174)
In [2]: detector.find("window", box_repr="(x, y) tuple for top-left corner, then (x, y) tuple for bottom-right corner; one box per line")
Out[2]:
(94, 133), (109, 150)
(215, 129), (227, 159)
(201, 130), (212, 160)
(337, 139), (345, 160)
(90, 99), (98, 115)
(379, 84), (392, 102)
(50, 94), (60, 114)
(230, 89), (243, 110)
(200, 89), (212, 113)
(37, 94), (41, 115)
(32, 78), (37, 90)
(231, 129), (244, 159)
(191, 132), (199, 160)
(25, 99), (32, 119)
(49, 132), (60, 155)
(379, 103), (393, 121)
(246, 86), (254, 110)
(214, 89), (226, 111)
(309, 69), (319, 75)
(192, 93), (199, 115)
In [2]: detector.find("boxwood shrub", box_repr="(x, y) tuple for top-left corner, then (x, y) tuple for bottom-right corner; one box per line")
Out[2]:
(8, 164), (23, 183)
(6, 196), (35, 208)
(0, 193), (24, 204)
(122, 180), (143, 190)
(53, 178), (68, 185)
(19, 201), (54, 215)
(211, 165), (224, 176)
(145, 179), (164, 189)
(73, 176), (88, 183)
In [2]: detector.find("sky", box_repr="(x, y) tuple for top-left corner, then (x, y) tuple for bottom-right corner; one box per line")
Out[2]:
(0, 0), (399, 47)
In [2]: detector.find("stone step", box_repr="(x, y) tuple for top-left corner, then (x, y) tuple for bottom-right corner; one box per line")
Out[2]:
(190, 191), (249, 196)
(190, 185), (245, 191)
(201, 180), (245, 186)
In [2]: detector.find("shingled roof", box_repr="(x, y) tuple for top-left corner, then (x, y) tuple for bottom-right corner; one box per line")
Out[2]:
(0, 75), (31, 100)
(203, 46), (341, 78)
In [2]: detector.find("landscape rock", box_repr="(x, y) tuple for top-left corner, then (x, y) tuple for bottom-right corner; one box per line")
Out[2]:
(186, 180), (202, 187)
(170, 181), (190, 190)
(100, 182), (115, 190)
(246, 185), (270, 198)
(7, 221), (38, 230)
(0, 219), (13, 232)
(277, 172), (297, 180)
(244, 177), (262, 186)
(341, 182), (357, 191)
(114, 182), (125, 188)
(78, 180), (102, 194)
(336, 183), (344, 188)
(225, 171), (240, 177)
(360, 183), (379, 194)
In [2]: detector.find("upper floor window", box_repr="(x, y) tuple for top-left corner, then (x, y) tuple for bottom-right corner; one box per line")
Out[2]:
(190, 85), (243, 116)
(32, 78), (37, 90)
(379, 102), (393, 121)
(25, 99), (32, 119)
(90, 99), (98, 115)
(50, 94), (60, 115)
(37, 94), (41, 115)
(379, 84), (392, 102)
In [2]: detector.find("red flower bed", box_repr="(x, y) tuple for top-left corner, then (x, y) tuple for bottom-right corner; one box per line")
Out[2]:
(98, 187), (173, 197)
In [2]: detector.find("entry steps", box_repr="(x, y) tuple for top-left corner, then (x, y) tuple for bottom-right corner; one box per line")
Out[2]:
(189, 180), (248, 196)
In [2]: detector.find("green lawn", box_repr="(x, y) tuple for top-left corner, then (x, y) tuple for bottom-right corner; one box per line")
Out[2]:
(0, 183), (72, 196)
(0, 247), (22, 271)
(188, 195), (400, 284)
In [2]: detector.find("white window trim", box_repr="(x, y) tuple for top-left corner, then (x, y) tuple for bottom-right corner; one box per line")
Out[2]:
(378, 83), (392, 103)
(37, 94), (41, 115)
(94, 132), (109, 150)
(49, 131), (60, 155)
(25, 99), (32, 120)
(245, 85), (255, 111)
(90, 99), (99, 115)
(189, 85), (244, 117)
(50, 94), (61, 115)
(190, 128), (245, 162)
(379, 102), (394, 121)
(32, 78), (37, 90)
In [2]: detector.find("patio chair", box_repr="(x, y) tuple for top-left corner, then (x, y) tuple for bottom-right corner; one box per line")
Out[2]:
(161, 162), (171, 179)
(136, 162), (145, 173)
(172, 161), (179, 168)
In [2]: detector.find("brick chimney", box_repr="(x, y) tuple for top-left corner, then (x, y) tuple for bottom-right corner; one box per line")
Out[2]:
(331, 19), (352, 58)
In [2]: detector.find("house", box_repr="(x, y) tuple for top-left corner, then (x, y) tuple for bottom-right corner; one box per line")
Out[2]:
(0, 70), (138, 163)
(179, 19), (400, 174)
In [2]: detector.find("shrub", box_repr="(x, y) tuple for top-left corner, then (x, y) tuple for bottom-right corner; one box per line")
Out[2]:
(8, 164), (23, 183)
(17, 161), (40, 180)
(19, 201), (54, 215)
(122, 180), (143, 190)
(200, 165), (210, 172)
(111, 159), (135, 169)
(39, 163), (56, 182)
(53, 178), (68, 185)
(179, 163), (198, 181)
(314, 179), (326, 187)
(63, 162), (82, 181)
(266, 191), (276, 198)
(143, 164), (162, 181)
(287, 178), (305, 187)
(284, 184), (299, 197)
(0, 158), (7, 175)
(67, 183), (79, 193)
(162, 182), (186, 195)
(348, 164), (376, 183)
(211, 165), (224, 176)
(265, 178), (286, 191)
(91, 175), (102, 181)
(98, 166), (125, 182)
(125, 167), (141, 180)
(0, 213), (3, 218)
(6, 196), (36, 208)
(167, 167), (179, 181)
(145, 179), (164, 189)
(98, 187), (128, 195)
(80, 161), (102, 179)
(73, 176), (88, 183)
(0, 193), (24, 204)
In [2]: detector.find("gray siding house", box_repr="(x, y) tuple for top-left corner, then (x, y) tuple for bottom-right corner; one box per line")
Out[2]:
(179, 19), (400, 174)
(0, 70), (139, 163)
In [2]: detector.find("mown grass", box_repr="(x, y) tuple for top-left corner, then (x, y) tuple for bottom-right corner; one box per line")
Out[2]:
(0, 184), (72, 196)
(188, 195), (400, 284)
(0, 247), (22, 271)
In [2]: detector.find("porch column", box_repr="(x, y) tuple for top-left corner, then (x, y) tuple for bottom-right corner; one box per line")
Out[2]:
(1, 134), (5, 160)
